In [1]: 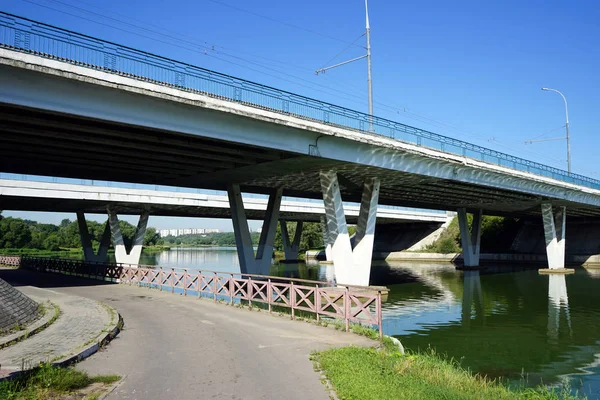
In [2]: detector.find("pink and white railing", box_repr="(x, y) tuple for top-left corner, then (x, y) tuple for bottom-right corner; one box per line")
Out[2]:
(6, 256), (384, 339)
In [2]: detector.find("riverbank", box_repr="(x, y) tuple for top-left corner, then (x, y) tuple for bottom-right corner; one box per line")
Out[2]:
(313, 347), (584, 400)
(305, 250), (600, 266)
(0, 245), (171, 257)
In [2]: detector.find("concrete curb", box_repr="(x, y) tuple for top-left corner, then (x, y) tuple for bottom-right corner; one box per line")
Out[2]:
(0, 304), (124, 382)
(53, 309), (124, 368)
(0, 301), (58, 350)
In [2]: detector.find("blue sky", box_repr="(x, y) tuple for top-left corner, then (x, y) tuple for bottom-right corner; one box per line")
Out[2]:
(2, 0), (599, 230)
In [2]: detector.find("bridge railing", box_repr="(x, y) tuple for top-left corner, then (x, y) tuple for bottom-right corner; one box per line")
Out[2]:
(1, 12), (597, 190)
(10, 255), (383, 339)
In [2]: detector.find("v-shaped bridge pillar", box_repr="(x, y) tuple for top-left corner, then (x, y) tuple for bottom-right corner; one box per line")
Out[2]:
(280, 220), (303, 261)
(76, 212), (110, 263)
(107, 207), (149, 266)
(542, 204), (566, 270)
(457, 208), (482, 267)
(228, 184), (282, 275)
(320, 171), (380, 286)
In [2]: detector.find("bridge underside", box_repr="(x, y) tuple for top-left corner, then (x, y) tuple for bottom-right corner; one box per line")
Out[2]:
(1, 102), (599, 219)
(0, 194), (416, 224)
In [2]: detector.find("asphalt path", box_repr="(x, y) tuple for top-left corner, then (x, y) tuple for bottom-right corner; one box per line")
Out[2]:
(0, 269), (375, 400)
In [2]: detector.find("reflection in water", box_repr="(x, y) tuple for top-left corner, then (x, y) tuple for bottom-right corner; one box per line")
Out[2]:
(462, 270), (484, 328)
(547, 274), (572, 343)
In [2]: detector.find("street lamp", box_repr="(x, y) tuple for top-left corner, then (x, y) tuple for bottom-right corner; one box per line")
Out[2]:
(541, 87), (571, 173)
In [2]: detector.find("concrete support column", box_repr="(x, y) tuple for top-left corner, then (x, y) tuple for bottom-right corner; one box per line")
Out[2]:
(320, 171), (379, 286)
(76, 212), (110, 262)
(107, 208), (149, 266)
(457, 208), (482, 267)
(353, 178), (380, 270)
(228, 184), (282, 275)
(280, 220), (303, 260)
(542, 204), (566, 270)
(320, 216), (333, 261)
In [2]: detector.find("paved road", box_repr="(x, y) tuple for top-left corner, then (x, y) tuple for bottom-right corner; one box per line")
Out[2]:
(0, 269), (374, 400)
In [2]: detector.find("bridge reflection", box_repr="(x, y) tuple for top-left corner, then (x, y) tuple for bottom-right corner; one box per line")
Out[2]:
(377, 263), (600, 393)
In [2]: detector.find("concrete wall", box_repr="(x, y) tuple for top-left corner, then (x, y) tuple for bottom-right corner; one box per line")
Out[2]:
(0, 278), (40, 331)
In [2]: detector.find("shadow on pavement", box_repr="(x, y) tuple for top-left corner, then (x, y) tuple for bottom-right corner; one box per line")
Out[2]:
(0, 268), (116, 289)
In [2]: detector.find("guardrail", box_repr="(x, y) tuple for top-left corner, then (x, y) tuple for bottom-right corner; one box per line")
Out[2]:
(0, 12), (598, 190)
(0, 255), (20, 267)
(9, 256), (383, 339)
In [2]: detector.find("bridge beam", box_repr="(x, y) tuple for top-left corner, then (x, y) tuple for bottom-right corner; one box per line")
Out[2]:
(107, 208), (149, 266)
(457, 208), (482, 267)
(280, 220), (303, 261)
(542, 204), (566, 269)
(228, 184), (282, 275)
(76, 212), (110, 263)
(320, 171), (379, 286)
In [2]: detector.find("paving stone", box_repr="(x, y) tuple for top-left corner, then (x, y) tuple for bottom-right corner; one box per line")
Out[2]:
(0, 286), (113, 371)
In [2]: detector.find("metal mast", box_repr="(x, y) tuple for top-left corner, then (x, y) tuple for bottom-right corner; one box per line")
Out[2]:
(316, 0), (373, 122)
(365, 0), (373, 117)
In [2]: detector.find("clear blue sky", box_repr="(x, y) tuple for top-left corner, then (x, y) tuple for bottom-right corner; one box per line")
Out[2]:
(2, 0), (599, 230)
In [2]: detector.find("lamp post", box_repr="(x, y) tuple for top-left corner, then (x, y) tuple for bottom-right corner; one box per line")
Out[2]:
(541, 87), (571, 174)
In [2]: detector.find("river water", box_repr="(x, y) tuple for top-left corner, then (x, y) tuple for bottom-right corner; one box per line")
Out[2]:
(106, 248), (600, 397)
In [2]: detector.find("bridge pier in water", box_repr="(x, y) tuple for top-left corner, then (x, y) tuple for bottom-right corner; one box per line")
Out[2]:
(541, 204), (567, 271)
(228, 184), (282, 275)
(107, 208), (149, 265)
(320, 171), (380, 286)
(280, 220), (303, 261)
(457, 208), (482, 268)
(76, 212), (110, 263)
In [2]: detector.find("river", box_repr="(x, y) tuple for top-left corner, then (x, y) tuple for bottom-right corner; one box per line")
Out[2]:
(104, 248), (599, 397)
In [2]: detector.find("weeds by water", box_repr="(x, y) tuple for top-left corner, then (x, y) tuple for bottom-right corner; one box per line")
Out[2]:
(312, 347), (585, 400)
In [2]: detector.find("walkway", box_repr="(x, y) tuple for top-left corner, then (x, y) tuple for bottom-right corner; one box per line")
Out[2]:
(0, 274), (115, 374)
(0, 269), (375, 400)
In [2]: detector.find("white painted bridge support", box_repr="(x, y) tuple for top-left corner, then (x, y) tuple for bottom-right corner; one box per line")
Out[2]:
(320, 216), (333, 262)
(457, 208), (482, 267)
(320, 171), (380, 286)
(280, 220), (303, 260)
(76, 212), (110, 263)
(107, 208), (149, 266)
(228, 184), (282, 275)
(542, 204), (567, 270)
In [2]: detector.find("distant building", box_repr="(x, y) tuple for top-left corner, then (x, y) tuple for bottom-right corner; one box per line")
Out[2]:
(158, 228), (221, 237)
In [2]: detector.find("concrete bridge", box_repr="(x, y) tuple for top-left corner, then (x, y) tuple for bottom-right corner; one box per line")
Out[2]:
(1, 12), (599, 285)
(0, 175), (450, 264)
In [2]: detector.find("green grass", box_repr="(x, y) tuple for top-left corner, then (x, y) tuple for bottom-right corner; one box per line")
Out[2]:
(312, 347), (584, 400)
(0, 363), (120, 400)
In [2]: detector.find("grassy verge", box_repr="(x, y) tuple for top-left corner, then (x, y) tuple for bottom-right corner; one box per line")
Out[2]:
(312, 347), (584, 400)
(0, 363), (120, 400)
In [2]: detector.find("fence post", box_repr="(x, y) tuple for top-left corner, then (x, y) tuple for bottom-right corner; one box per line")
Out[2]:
(213, 272), (217, 301)
(268, 278), (272, 314)
(345, 287), (350, 332)
(248, 277), (253, 308)
(159, 267), (164, 291)
(291, 281), (295, 320)
(315, 284), (320, 323)
(183, 269), (187, 296)
(377, 290), (383, 342)
(171, 268), (175, 293)
(197, 271), (202, 298)
(229, 274), (234, 305)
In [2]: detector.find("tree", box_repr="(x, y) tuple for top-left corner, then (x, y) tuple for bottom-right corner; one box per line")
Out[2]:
(0, 217), (32, 248)
(143, 227), (162, 246)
